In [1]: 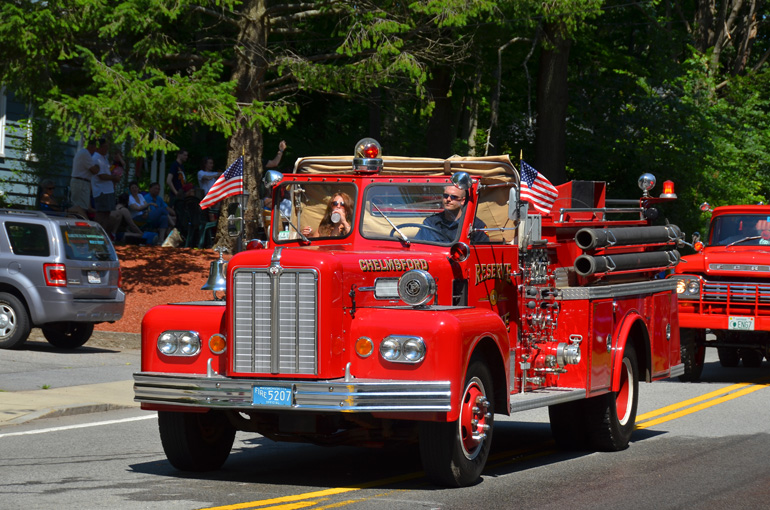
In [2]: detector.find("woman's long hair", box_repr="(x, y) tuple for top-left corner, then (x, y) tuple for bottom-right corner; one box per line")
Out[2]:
(317, 191), (353, 236)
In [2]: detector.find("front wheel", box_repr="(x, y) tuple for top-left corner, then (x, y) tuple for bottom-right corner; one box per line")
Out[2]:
(679, 328), (706, 382)
(42, 322), (94, 349)
(586, 343), (639, 451)
(158, 410), (236, 472)
(419, 360), (494, 487)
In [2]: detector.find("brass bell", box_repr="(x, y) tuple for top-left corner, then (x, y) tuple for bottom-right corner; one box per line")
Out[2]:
(202, 246), (228, 297)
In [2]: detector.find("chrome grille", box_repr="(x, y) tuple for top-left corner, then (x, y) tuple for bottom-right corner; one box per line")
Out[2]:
(233, 269), (318, 374)
(702, 282), (770, 303)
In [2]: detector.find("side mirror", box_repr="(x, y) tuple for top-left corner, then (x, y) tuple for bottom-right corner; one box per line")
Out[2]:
(227, 202), (243, 237)
(692, 231), (701, 244)
(507, 187), (520, 221)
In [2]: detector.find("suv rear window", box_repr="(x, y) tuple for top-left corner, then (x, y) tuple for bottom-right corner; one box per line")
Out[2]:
(6, 222), (50, 256)
(61, 224), (117, 261)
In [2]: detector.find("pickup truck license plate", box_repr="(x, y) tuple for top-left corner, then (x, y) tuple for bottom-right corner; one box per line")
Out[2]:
(728, 316), (755, 331)
(87, 271), (101, 284)
(252, 386), (292, 407)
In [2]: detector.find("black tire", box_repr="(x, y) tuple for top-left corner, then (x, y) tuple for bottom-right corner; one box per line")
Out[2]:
(717, 347), (740, 367)
(679, 328), (706, 382)
(42, 322), (94, 349)
(586, 343), (639, 451)
(739, 348), (764, 368)
(549, 399), (590, 450)
(158, 410), (236, 472)
(0, 292), (31, 349)
(419, 360), (494, 487)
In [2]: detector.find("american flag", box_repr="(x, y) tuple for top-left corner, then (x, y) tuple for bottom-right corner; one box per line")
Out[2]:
(200, 156), (244, 210)
(520, 160), (558, 215)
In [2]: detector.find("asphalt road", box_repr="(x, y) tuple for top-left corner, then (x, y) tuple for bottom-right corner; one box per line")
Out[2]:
(1, 339), (769, 510)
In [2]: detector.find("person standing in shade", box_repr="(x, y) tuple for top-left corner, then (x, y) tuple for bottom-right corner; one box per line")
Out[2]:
(264, 140), (287, 170)
(68, 139), (99, 218)
(91, 139), (120, 233)
(166, 148), (188, 206)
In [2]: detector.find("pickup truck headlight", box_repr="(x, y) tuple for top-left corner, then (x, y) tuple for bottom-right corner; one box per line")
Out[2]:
(157, 331), (201, 356)
(675, 275), (701, 299)
(398, 269), (436, 306)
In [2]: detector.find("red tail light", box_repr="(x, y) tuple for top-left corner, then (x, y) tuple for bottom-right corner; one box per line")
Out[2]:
(44, 263), (67, 287)
(117, 267), (122, 289)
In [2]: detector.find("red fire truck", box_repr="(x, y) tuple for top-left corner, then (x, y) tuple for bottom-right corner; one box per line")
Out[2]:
(672, 203), (770, 381)
(134, 139), (683, 487)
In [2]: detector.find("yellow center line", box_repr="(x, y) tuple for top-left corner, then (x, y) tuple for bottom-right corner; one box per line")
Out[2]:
(636, 375), (770, 429)
(203, 375), (770, 510)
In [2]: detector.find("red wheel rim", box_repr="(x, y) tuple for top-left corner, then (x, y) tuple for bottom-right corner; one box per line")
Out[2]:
(616, 357), (634, 425)
(459, 377), (490, 459)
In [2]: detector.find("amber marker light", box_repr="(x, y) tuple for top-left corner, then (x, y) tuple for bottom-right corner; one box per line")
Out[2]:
(693, 240), (704, 252)
(355, 336), (373, 358)
(209, 333), (227, 354)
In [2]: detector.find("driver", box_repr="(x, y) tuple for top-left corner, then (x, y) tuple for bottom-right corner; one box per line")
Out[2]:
(757, 220), (770, 245)
(415, 185), (489, 243)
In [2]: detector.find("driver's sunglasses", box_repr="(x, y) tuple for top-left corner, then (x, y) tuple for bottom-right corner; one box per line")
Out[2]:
(442, 193), (463, 201)
(331, 200), (346, 207)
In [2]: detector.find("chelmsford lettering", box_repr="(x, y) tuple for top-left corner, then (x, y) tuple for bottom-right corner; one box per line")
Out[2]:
(359, 259), (429, 272)
(475, 263), (513, 285)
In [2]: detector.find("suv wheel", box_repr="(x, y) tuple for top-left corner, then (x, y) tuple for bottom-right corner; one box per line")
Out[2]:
(42, 322), (95, 349)
(0, 292), (31, 349)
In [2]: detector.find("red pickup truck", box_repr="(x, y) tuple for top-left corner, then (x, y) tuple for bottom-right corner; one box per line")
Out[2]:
(672, 204), (770, 381)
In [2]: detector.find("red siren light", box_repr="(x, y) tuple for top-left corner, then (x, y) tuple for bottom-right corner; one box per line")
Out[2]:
(353, 138), (383, 173)
(693, 240), (704, 252)
(660, 180), (677, 199)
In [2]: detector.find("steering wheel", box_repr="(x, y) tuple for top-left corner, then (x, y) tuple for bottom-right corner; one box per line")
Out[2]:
(389, 223), (449, 241)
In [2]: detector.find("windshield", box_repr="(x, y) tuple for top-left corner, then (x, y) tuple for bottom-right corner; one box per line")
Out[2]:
(361, 183), (465, 245)
(710, 214), (770, 246)
(272, 182), (358, 242)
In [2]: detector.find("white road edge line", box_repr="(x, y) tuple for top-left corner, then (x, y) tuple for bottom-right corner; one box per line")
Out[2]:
(0, 414), (157, 438)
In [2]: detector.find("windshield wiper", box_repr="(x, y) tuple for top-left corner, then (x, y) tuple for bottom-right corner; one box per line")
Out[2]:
(280, 212), (311, 243)
(372, 203), (410, 246)
(726, 235), (760, 247)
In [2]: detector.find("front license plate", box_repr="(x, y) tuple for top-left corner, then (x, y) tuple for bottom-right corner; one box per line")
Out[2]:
(87, 271), (101, 284)
(253, 386), (293, 407)
(729, 316), (755, 331)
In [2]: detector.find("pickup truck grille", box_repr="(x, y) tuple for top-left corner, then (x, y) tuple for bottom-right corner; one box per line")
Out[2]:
(232, 269), (318, 374)
(702, 282), (770, 303)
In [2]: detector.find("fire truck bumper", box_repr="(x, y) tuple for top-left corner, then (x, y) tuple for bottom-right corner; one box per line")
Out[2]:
(133, 372), (452, 412)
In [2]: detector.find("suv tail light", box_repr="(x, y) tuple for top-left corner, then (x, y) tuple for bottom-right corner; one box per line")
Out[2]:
(44, 263), (67, 287)
(117, 267), (122, 289)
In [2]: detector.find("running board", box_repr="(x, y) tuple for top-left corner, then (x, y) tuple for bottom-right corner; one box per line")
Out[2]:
(510, 387), (586, 413)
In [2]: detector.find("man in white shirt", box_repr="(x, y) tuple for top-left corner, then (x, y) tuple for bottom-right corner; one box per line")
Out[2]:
(91, 139), (120, 232)
(68, 139), (98, 218)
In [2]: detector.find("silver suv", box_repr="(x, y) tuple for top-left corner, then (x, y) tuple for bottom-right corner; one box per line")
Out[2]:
(0, 209), (125, 349)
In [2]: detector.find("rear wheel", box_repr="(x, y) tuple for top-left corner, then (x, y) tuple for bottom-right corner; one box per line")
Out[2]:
(158, 410), (236, 472)
(679, 329), (706, 382)
(0, 292), (30, 349)
(42, 322), (94, 349)
(419, 360), (494, 487)
(586, 343), (639, 451)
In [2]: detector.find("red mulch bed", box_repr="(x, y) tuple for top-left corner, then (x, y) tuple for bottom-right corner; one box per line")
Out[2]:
(94, 245), (230, 334)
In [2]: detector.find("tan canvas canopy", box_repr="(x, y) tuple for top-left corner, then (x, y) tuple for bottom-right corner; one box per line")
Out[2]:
(292, 155), (520, 185)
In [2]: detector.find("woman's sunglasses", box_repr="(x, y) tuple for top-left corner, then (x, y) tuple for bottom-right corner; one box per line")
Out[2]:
(331, 201), (346, 207)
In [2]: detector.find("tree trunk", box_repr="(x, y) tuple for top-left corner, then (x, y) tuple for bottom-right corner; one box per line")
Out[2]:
(425, 67), (453, 158)
(534, 22), (570, 185)
(219, 0), (269, 247)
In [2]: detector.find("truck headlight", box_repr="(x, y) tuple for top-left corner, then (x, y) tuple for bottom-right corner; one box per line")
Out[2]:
(380, 335), (426, 363)
(157, 331), (201, 356)
(398, 269), (436, 306)
(675, 276), (701, 299)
